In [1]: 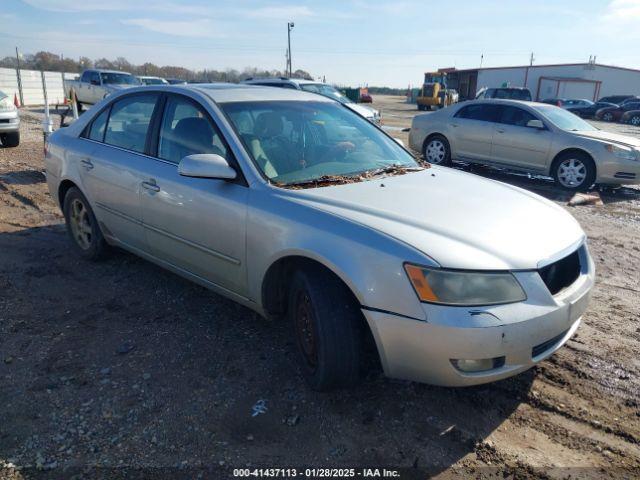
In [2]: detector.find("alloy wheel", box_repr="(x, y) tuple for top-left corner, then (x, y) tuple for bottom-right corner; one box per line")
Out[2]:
(603, 112), (613, 122)
(425, 139), (446, 164)
(69, 198), (93, 250)
(557, 158), (587, 188)
(631, 116), (640, 126)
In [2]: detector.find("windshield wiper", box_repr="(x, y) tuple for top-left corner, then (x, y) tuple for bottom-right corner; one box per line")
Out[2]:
(275, 174), (364, 189)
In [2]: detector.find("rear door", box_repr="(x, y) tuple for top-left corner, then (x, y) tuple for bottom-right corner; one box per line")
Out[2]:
(490, 105), (552, 171)
(79, 92), (161, 251)
(450, 103), (500, 161)
(140, 93), (249, 296)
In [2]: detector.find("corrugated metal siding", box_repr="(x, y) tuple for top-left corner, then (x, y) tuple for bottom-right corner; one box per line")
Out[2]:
(0, 67), (20, 102)
(19, 69), (45, 105)
(43, 71), (66, 105)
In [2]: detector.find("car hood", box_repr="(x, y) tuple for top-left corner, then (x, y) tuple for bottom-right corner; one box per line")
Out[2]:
(573, 129), (640, 149)
(282, 168), (584, 270)
(346, 103), (378, 119)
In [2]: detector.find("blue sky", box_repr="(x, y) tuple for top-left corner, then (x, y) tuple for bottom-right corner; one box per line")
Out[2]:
(1, 0), (639, 87)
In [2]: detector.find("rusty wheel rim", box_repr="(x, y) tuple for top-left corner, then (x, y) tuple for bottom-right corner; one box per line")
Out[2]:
(295, 290), (318, 370)
(69, 198), (92, 250)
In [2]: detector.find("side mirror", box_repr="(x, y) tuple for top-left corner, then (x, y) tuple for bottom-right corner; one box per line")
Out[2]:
(90, 79), (100, 86)
(178, 154), (237, 180)
(526, 119), (544, 129)
(394, 138), (405, 147)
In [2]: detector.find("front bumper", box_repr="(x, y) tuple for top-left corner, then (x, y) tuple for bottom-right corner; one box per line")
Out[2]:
(363, 245), (594, 386)
(595, 151), (640, 185)
(0, 111), (20, 133)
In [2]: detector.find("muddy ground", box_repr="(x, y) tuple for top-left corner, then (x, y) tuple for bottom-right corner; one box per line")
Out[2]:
(0, 97), (639, 479)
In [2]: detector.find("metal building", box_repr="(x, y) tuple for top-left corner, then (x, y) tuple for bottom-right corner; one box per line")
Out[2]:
(444, 62), (640, 101)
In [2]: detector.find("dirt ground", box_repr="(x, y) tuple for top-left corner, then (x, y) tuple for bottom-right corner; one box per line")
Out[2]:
(0, 97), (639, 479)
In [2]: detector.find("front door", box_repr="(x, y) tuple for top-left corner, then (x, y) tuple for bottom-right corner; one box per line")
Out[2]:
(491, 105), (552, 171)
(140, 94), (249, 296)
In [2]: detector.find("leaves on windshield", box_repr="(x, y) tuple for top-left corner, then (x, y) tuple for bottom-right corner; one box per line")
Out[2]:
(275, 164), (427, 189)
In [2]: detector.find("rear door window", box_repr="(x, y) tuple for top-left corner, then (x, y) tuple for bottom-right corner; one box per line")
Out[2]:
(87, 108), (109, 142)
(103, 94), (158, 153)
(455, 104), (501, 122)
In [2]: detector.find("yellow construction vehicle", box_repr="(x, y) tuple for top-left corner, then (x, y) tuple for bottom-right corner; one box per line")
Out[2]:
(416, 71), (458, 110)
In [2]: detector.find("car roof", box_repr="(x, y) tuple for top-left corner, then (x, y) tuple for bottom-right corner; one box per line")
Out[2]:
(468, 99), (548, 107)
(115, 83), (336, 103)
(90, 69), (132, 74)
(242, 77), (320, 86)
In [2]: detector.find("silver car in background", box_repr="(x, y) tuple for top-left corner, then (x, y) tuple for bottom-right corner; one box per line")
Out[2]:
(409, 99), (640, 190)
(0, 90), (20, 147)
(45, 85), (593, 390)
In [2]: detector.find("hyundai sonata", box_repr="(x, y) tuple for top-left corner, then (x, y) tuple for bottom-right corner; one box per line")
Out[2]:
(45, 85), (594, 390)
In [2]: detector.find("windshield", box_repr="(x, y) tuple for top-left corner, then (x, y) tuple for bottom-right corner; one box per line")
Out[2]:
(141, 77), (165, 85)
(221, 101), (419, 186)
(299, 84), (352, 104)
(494, 89), (531, 100)
(534, 105), (597, 131)
(101, 73), (139, 85)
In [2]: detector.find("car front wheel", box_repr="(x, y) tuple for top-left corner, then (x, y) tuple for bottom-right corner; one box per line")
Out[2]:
(423, 135), (451, 166)
(552, 152), (596, 191)
(288, 266), (365, 391)
(630, 115), (640, 126)
(63, 187), (108, 260)
(2, 132), (20, 148)
(602, 112), (614, 122)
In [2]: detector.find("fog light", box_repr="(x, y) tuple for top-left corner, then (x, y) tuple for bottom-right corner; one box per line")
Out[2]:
(451, 357), (505, 373)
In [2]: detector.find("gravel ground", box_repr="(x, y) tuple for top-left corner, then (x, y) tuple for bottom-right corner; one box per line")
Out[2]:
(0, 100), (639, 479)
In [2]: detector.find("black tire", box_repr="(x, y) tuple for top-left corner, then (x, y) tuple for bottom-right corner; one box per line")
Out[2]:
(3, 131), (19, 148)
(288, 266), (365, 391)
(62, 187), (108, 260)
(423, 134), (451, 166)
(551, 151), (596, 191)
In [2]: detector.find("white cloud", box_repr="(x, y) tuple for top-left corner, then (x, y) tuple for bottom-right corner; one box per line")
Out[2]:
(245, 5), (315, 19)
(604, 0), (640, 21)
(20, 0), (136, 11)
(121, 18), (223, 38)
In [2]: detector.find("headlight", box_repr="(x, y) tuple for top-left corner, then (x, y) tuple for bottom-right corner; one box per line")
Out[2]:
(404, 264), (526, 306)
(0, 97), (16, 111)
(604, 143), (636, 161)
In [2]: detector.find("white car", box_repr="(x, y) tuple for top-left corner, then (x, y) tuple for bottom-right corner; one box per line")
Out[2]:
(0, 90), (20, 147)
(241, 77), (381, 124)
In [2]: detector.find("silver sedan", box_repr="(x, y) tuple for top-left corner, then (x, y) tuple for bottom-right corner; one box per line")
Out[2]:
(45, 85), (593, 390)
(409, 99), (640, 190)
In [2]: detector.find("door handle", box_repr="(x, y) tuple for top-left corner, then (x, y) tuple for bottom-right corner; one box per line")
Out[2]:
(496, 129), (505, 133)
(141, 179), (160, 192)
(80, 158), (94, 170)
(450, 123), (459, 128)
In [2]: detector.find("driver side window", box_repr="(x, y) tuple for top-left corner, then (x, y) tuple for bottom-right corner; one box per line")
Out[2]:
(158, 96), (229, 164)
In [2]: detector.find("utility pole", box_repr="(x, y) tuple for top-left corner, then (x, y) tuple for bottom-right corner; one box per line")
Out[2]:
(529, 52), (535, 66)
(15, 47), (24, 106)
(480, 53), (483, 68)
(287, 22), (294, 77)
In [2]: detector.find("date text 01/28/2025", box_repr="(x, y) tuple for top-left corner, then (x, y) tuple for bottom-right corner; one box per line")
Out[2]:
(232, 468), (401, 478)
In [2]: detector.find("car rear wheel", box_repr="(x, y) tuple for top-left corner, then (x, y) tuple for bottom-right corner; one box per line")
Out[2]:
(288, 266), (365, 391)
(552, 152), (596, 191)
(602, 112), (614, 122)
(423, 134), (451, 166)
(63, 187), (108, 260)
(630, 115), (640, 126)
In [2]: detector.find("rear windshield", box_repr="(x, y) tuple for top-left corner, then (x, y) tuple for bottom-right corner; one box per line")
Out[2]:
(494, 89), (531, 100)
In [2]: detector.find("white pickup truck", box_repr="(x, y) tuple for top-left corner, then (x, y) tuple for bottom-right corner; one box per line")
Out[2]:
(64, 69), (140, 108)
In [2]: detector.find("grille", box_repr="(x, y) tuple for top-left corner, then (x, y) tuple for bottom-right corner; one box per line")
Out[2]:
(532, 329), (569, 358)
(538, 249), (581, 295)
